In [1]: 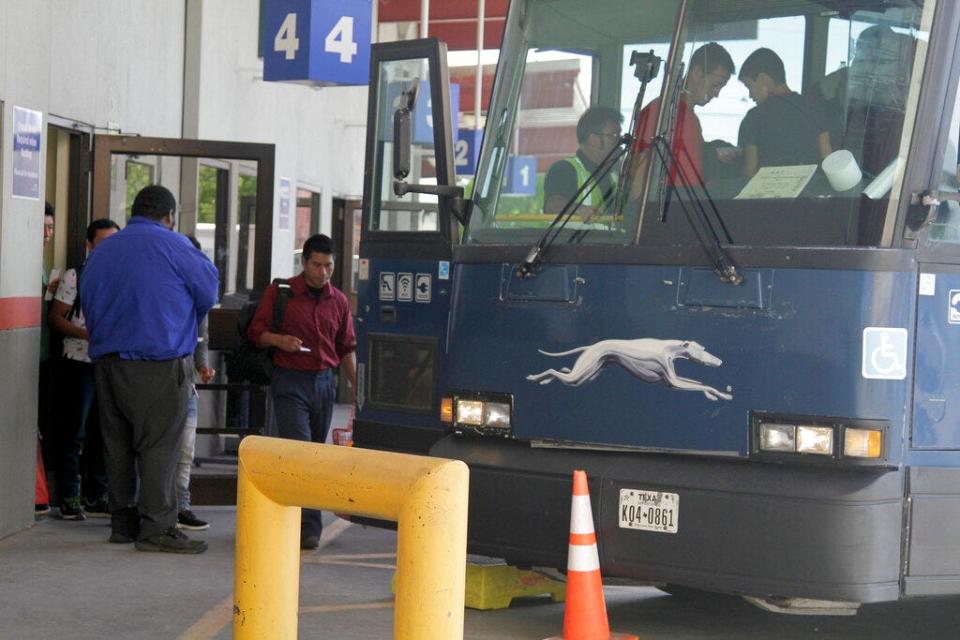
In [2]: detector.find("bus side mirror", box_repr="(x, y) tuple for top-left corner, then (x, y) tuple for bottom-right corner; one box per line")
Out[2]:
(390, 80), (469, 226)
(392, 80), (418, 181)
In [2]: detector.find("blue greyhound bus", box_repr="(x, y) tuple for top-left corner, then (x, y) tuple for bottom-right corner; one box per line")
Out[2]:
(355, 0), (960, 612)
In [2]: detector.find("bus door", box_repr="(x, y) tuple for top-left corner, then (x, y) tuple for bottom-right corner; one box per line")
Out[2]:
(354, 39), (461, 454)
(905, 41), (960, 594)
(910, 70), (960, 453)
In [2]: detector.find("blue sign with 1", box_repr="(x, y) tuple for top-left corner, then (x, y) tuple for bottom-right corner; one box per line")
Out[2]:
(503, 155), (537, 195)
(262, 0), (371, 86)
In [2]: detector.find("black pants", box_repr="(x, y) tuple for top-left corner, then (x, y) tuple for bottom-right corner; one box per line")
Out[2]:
(94, 356), (192, 540)
(56, 357), (108, 502)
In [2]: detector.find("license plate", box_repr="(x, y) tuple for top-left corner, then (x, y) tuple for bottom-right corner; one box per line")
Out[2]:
(618, 488), (679, 533)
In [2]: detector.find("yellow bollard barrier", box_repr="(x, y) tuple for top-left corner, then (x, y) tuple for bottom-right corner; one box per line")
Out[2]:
(233, 435), (469, 640)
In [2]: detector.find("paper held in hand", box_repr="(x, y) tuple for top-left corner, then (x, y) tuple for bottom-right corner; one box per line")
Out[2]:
(735, 164), (817, 200)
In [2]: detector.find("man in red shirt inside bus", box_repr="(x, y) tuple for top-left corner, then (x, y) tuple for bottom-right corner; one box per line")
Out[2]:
(631, 42), (736, 188)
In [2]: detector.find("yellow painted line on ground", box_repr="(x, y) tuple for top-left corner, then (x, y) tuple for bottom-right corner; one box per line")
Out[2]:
(302, 551), (397, 569)
(299, 598), (395, 615)
(305, 558), (397, 570)
(177, 594), (234, 640)
(308, 552), (396, 560)
(178, 519), (355, 640)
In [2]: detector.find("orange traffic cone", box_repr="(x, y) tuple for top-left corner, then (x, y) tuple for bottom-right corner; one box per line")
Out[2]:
(546, 470), (638, 640)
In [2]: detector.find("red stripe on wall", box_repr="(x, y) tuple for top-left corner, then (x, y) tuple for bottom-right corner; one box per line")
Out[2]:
(0, 297), (41, 330)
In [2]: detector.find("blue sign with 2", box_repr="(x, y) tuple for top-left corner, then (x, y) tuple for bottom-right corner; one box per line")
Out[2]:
(262, 0), (371, 85)
(455, 128), (482, 175)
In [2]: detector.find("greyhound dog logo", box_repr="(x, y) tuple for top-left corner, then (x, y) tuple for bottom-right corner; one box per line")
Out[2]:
(526, 338), (733, 401)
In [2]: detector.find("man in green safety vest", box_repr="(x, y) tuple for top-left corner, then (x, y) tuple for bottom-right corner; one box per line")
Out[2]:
(542, 106), (623, 219)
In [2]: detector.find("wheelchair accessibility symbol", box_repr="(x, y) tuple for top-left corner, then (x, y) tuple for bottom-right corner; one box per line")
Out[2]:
(861, 327), (908, 380)
(949, 289), (960, 324)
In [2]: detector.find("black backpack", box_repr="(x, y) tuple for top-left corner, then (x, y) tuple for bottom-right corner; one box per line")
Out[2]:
(231, 279), (292, 385)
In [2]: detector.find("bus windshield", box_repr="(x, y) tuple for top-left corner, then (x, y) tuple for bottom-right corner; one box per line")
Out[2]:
(465, 0), (934, 249)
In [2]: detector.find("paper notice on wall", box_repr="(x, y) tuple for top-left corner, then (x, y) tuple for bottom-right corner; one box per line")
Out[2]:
(735, 164), (817, 200)
(13, 106), (42, 200)
(278, 177), (291, 230)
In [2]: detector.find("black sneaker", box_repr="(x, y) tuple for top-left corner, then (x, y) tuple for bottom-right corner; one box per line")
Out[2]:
(300, 534), (320, 550)
(59, 496), (87, 521)
(177, 509), (209, 531)
(34, 504), (50, 519)
(84, 496), (110, 518)
(135, 528), (207, 554)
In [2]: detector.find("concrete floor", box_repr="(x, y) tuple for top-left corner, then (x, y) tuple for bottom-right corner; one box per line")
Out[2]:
(3, 508), (960, 639)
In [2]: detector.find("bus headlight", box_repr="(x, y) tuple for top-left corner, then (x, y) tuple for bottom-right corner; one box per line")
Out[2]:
(455, 400), (484, 426)
(797, 425), (834, 455)
(484, 402), (511, 430)
(759, 423), (795, 452)
(754, 413), (887, 465)
(453, 393), (513, 435)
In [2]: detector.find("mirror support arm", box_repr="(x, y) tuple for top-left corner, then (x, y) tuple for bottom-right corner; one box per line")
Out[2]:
(393, 180), (467, 225)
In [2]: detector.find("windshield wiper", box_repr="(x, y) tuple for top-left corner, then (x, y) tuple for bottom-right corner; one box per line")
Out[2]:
(646, 135), (742, 285)
(516, 138), (629, 279)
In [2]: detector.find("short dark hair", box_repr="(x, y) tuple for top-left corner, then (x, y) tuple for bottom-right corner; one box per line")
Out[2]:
(86, 219), (120, 243)
(131, 185), (177, 221)
(44, 201), (55, 219)
(302, 234), (335, 262)
(576, 106), (623, 144)
(689, 42), (735, 77)
(739, 48), (786, 85)
(184, 234), (202, 251)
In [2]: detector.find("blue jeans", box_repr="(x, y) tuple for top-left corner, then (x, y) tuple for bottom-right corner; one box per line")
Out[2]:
(176, 388), (198, 511)
(270, 367), (335, 538)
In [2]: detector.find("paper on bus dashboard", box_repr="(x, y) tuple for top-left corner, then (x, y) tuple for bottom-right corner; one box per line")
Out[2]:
(735, 164), (817, 200)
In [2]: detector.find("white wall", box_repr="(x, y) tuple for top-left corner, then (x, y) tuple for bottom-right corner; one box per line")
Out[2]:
(194, 0), (368, 278)
(0, 0), (187, 537)
(0, 0), (186, 298)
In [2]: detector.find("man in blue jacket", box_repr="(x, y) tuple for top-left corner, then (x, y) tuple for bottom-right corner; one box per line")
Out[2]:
(81, 185), (219, 553)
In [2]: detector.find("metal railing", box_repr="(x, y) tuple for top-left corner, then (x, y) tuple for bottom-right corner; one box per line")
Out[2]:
(233, 435), (469, 639)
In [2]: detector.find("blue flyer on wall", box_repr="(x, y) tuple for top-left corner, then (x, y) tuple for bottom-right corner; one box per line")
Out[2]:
(278, 177), (291, 230)
(13, 106), (42, 200)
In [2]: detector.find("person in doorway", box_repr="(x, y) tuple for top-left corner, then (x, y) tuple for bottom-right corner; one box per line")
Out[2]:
(36, 202), (59, 517)
(737, 47), (833, 177)
(175, 235), (216, 532)
(247, 233), (357, 550)
(80, 185), (219, 554)
(542, 106), (623, 217)
(629, 42), (736, 188)
(48, 218), (120, 520)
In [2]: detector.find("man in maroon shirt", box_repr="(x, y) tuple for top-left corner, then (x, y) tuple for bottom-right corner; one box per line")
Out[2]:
(247, 234), (356, 549)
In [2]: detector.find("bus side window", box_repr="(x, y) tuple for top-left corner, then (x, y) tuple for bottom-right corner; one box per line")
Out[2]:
(927, 77), (960, 244)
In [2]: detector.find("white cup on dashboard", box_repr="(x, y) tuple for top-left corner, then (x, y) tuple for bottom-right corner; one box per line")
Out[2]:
(822, 150), (863, 192)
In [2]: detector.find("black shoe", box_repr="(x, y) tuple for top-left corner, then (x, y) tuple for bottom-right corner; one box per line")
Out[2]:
(83, 496), (111, 518)
(109, 531), (136, 544)
(59, 496), (87, 521)
(300, 534), (320, 550)
(177, 509), (209, 531)
(34, 504), (50, 519)
(135, 528), (207, 554)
